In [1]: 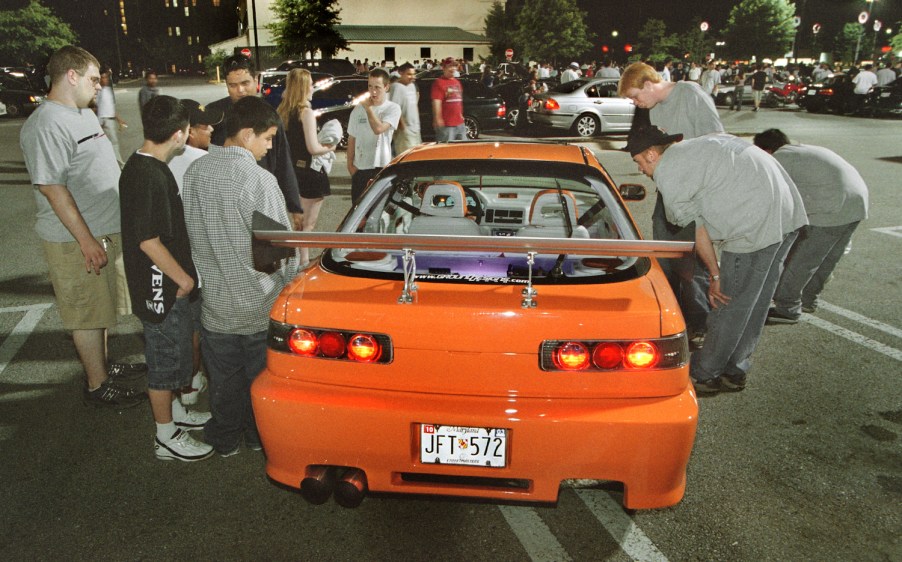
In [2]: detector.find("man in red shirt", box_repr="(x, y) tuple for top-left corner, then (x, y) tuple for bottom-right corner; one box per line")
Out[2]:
(431, 57), (466, 141)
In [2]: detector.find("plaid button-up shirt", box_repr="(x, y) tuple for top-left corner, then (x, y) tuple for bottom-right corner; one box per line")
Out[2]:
(183, 145), (298, 335)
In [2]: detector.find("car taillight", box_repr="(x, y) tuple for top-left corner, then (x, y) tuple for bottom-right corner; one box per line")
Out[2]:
(263, 87), (272, 96)
(553, 341), (590, 370)
(544, 98), (560, 111)
(287, 329), (317, 356)
(540, 334), (687, 371)
(269, 321), (392, 364)
(818, 88), (834, 96)
(347, 334), (381, 362)
(497, 103), (506, 117)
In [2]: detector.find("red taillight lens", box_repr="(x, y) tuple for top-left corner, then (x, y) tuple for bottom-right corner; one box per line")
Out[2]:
(287, 329), (317, 356)
(818, 88), (834, 96)
(553, 341), (590, 370)
(263, 87), (271, 96)
(497, 103), (506, 117)
(318, 331), (346, 358)
(624, 342), (659, 369)
(544, 98), (560, 111)
(592, 343), (623, 369)
(347, 334), (381, 362)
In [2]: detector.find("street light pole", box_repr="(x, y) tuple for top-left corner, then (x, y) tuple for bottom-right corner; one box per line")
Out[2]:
(853, 0), (877, 64)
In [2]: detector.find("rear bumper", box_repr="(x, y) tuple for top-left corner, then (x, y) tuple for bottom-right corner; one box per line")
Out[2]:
(252, 370), (698, 509)
(527, 111), (573, 130)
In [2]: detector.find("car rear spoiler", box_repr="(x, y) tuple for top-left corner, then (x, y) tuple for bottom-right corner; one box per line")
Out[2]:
(254, 231), (694, 308)
(253, 231), (693, 258)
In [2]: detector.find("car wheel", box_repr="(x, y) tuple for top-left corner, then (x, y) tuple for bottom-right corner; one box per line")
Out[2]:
(806, 104), (821, 113)
(507, 108), (519, 128)
(572, 113), (600, 138)
(465, 116), (479, 139)
(6, 103), (21, 118)
(722, 93), (735, 108)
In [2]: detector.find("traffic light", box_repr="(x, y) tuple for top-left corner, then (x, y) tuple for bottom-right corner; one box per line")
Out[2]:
(624, 44), (633, 53)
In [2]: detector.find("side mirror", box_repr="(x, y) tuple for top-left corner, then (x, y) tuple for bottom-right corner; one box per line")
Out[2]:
(618, 183), (646, 201)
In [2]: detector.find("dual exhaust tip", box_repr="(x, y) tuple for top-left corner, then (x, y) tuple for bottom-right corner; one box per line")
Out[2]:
(301, 465), (367, 508)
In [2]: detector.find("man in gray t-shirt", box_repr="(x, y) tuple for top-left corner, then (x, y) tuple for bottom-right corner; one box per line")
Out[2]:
(628, 126), (807, 395)
(754, 129), (869, 322)
(619, 62), (724, 345)
(20, 45), (144, 409)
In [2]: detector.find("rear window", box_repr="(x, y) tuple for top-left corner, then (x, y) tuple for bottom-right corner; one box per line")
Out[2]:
(550, 79), (591, 94)
(323, 162), (648, 285)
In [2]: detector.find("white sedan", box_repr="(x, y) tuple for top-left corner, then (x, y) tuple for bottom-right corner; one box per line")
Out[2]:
(528, 78), (635, 137)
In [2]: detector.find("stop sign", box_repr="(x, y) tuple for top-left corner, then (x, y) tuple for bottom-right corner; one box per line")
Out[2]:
(505, 49), (514, 60)
(240, 48), (252, 58)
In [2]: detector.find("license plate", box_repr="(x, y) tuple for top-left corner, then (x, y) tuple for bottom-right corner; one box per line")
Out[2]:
(880, 92), (891, 98)
(420, 424), (507, 468)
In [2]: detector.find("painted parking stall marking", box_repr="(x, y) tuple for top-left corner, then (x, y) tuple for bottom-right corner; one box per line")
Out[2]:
(0, 303), (53, 377)
(575, 489), (669, 562)
(498, 505), (573, 562)
(870, 226), (902, 239)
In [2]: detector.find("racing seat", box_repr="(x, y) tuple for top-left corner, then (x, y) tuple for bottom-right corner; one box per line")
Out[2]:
(407, 181), (481, 236)
(517, 189), (590, 238)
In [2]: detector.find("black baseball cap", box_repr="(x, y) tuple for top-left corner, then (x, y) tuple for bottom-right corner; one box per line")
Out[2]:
(181, 99), (223, 127)
(624, 125), (683, 156)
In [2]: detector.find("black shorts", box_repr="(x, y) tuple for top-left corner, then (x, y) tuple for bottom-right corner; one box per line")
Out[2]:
(295, 167), (331, 199)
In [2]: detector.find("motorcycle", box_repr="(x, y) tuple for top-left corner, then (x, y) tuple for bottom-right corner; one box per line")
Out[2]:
(769, 75), (807, 106)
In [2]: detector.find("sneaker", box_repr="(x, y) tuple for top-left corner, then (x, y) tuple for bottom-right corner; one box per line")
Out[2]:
(766, 308), (799, 325)
(691, 376), (721, 395)
(83, 379), (147, 409)
(218, 445), (240, 458)
(719, 373), (747, 391)
(174, 409), (212, 431)
(802, 304), (817, 314)
(179, 372), (207, 406)
(154, 429), (214, 462)
(108, 362), (147, 382)
(689, 331), (706, 351)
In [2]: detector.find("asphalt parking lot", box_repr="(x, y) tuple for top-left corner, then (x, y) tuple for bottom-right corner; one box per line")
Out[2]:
(0, 77), (900, 561)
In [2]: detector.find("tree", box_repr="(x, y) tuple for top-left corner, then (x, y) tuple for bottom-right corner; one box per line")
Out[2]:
(674, 21), (716, 64)
(636, 18), (678, 62)
(514, 0), (591, 64)
(721, 0), (795, 62)
(833, 23), (868, 65)
(484, 1), (519, 64)
(267, 0), (348, 59)
(0, 0), (77, 66)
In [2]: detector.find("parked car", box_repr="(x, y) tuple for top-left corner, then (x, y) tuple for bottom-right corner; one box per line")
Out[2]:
(528, 78), (635, 137)
(259, 70), (340, 108)
(0, 100), (6, 117)
(251, 141), (698, 510)
(491, 76), (556, 128)
(797, 73), (855, 114)
(714, 75), (779, 108)
(275, 58), (357, 77)
(864, 77), (902, 118)
(0, 75), (44, 117)
(317, 77), (506, 145)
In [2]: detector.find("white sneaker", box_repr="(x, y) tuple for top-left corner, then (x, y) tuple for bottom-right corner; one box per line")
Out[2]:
(174, 409), (212, 431)
(180, 372), (207, 406)
(154, 429), (214, 462)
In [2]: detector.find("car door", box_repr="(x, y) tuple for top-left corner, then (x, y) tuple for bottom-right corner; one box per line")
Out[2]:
(593, 82), (634, 131)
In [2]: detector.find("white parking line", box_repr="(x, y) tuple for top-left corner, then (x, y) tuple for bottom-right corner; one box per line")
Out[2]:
(870, 226), (902, 239)
(801, 314), (902, 362)
(816, 301), (902, 340)
(0, 303), (53, 377)
(498, 505), (573, 562)
(575, 490), (668, 562)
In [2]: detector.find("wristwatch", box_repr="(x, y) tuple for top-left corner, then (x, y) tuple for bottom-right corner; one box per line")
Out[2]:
(711, 274), (720, 281)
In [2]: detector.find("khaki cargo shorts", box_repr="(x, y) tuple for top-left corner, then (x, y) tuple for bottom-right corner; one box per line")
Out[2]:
(42, 233), (131, 330)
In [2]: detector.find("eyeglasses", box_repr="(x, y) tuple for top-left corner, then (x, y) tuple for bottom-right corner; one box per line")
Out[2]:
(75, 70), (101, 86)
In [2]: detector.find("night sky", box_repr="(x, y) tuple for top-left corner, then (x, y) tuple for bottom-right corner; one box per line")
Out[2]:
(578, 0), (901, 50)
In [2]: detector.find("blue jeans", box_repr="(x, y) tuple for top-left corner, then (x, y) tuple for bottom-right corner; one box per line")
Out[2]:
(772, 222), (859, 319)
(691, 231), (798, 382)
(436, 124), (467, 142)
(142, 297), (199, 391)
(652, 195), (710, 334)
(201, 328), (267, 453)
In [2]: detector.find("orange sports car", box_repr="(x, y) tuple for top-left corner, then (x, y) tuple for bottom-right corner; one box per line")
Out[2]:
(252, 141), (698, 510)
